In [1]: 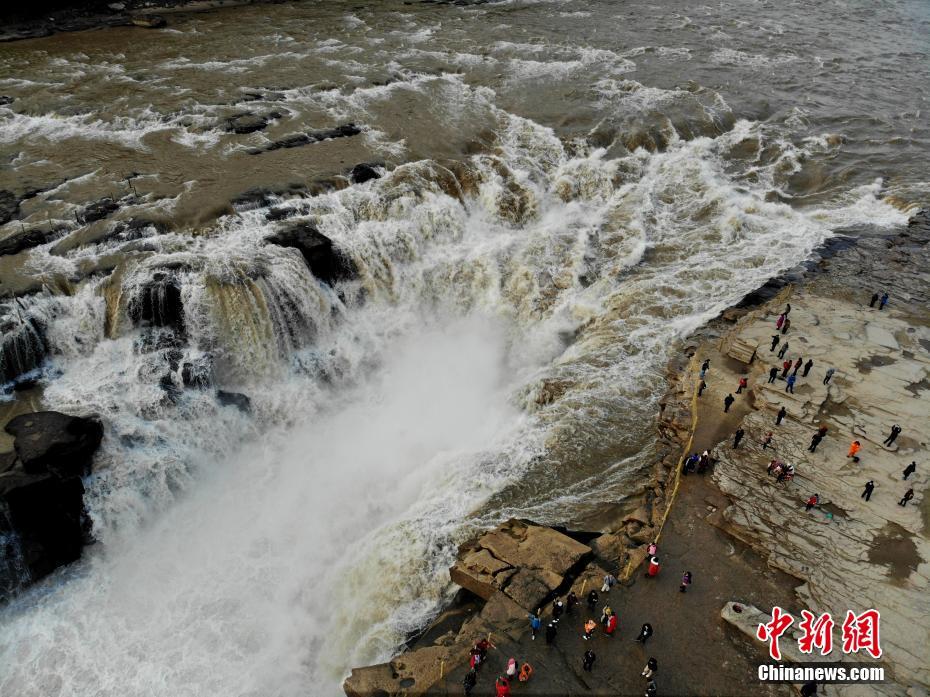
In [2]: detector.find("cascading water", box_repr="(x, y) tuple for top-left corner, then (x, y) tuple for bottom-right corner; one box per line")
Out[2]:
(0, 1), (922, 695)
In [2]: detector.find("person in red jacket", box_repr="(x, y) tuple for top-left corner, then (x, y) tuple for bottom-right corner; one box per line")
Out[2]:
(495, 676), (511, 697)
(605, 612), (618, 636)
(805, 494), (819, 511)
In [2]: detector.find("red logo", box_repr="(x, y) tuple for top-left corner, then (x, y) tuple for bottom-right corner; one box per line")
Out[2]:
(798, 610), (834, 656)
(842, 610), (882, 659)
(756, 606), (794, 660)
(756, 608), (882, 660)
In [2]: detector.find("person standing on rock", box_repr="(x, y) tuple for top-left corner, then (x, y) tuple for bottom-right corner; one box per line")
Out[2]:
(567, 590), (579, 614)
(870, 292), (879, 308)
(847, 440), (861, 462)
(792, 357), (803, 376)
(903, 462), (917, 480)
(778, 341), (790, 359)
(506, 658), (517, 680)
(545, 622), (557, 645)
(768, 366), (778, 384)
(802, 359), (814, 377)
(736, 376), (748, 394)
(582, 649), (596, 672)
(805, 493), (820, 511)
(899, 488), (914, 507)
(551, 598), (564, 621)
(781, 359), (792, 378)
(518, 662), (533, 683)
(776, 406), (787, 425)
(771, 335), (780, 352)
(602, 572), (617, 593)
(679, 571), (692, 592)
(634, 622), (654, 644)
(587, 589), (599, 611)
(879, 291), (889, 310)
(647, 556), (661, 577)
(698, 450), (711, 474)
(785, 303), (792, 316)
(647, 541), (658, 557)
(642, 657), (658, 678)
(776, 313), (785, 330)
(583, 619), (597, 641)
(823, 367), (835, 385)
(698, 379), (707, 397)
(495, 675), (511, 697)
(600, 605), (613, 626)
(733, 427), (745, 448)
(529, 611), (541, 640)
(808, 432), (823, 453)
(781, 317), (791, 335)
(463, 668), (477, 696)
(724, 393), (735, 413)
(762, 432), (774, 450)
(883, 424), (902, 446)
(786, 374), (797, 394)
(862, 480), (875, 501)
(645, 678), (658, 697)
(605, 612), (618, 636)
(700, 359), (710, 378)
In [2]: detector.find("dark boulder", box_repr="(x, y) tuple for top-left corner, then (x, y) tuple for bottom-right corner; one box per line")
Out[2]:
(0, 450), (16, 474)
(224, 112), (270, 134)
(0, 189), (19, 225)
(0, 96), (13, 106)
(350, 163), (383, 184)
(250, 123), (361, 155)
(4, 411), (103, 478)
(81, 198), (119, 223)
(265, 222), (357, 286)
(231, 183), (307, 211)
(0, 225), (68, 257)
(217, 390), (252, 413)
(127, 273), (185, 332)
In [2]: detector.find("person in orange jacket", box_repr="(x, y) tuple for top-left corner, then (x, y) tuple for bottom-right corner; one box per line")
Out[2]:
(518, 662), (533, 682)
(583, 619), (597, 640)
(847, 440), (861, 461)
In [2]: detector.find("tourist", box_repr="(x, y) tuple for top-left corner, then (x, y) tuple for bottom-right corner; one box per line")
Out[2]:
(684, 452), (699, 474)
(771, 335), (780, 351)
(545, 622), (557, 645)
(762, 432), (773, 450)
(778, 341), (790, 359)
(776, 313), (785, 330)
(805, 493), (820, 511)
(733, 427), (744, 448)
(879, 292), (889, 310)
(784, 303), (792, 316)
(802, 358), (814, 377)
(600, 605), (613, 626)
(781, 359), (792, 378)
(634, 622), (654, 644)
(823, 367), (835, 385)
(604, 612), (617, 636)
(679, 571), (692, 592)
(701, 358), (710, 373)
(869, 292), (879, 308)
(792, 357), (803, 375)
(495, 675), (511, 697)
(698, 450), (711, 474)
(476, 638), (493, 660)
(768, 366), (778, 383)
(469, 649), (481, 670)
(528, 612), (541, 640)
(646, 556), (660, 577)
(551, 598), (564, 620)
(583, 619), (596, 641)
(724, 393), (735, 413)
(582, 649), (596, 672)
(463, 668), (477, 695)
(862, 481), (875, 501)
(776, 406), (787, 425)
(808, 432), (823, 453)
(786, 374), (796, 393)
(566, 591), (578, 614)
(767, 459), (779, 476)
(903, 462), (917, 480)
(847, 440), (861, 462)
(587, 589), (599, 611)
(899, 489), (914, 507)
(698, 379), (707, 397)
(781, 317), (791, 335)
(817, 425), (829, 437)
(883, 424), (902, 446)
(642, 657), (658, 678)
(506, 658), (517, 680)
(602, 573), (617, 593)
(736, 376), (748, 394)
(647, 541), (658, 557)
(518, 662), (533, 683)
(645, 678), (658, 697)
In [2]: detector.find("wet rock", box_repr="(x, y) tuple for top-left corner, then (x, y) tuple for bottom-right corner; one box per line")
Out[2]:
(0, 189), (19, 225)
(249, 123), (361, 155)
(0, 225), (67, 257)
(349, 162), (382, 184)
(131, 15), (166, 28)
(127, 273), (185, 332)
(231, 183), (308, 211)
(0, 450), (16, 474)
(81, 198), (119, 223)
(1, 306), (48, 384)
(4, 411), (103, 478)
(0, 96), (13, 106)
(217, 390), (251, 413)
(224, 112), (270, 134)
(181, 356), (213, 390)
(265, 222), (357, 285)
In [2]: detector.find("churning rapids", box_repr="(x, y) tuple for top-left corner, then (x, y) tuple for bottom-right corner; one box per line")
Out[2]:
(0, 0), (926, 694)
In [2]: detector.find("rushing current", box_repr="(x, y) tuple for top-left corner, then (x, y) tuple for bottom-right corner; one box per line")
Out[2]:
(0, 0), (925, 694)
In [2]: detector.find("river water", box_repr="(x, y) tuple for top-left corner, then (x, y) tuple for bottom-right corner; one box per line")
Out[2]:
(0, 0), (925, 694)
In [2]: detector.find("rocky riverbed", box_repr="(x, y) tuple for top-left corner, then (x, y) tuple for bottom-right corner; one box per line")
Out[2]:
(342, 211), (930, 697)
